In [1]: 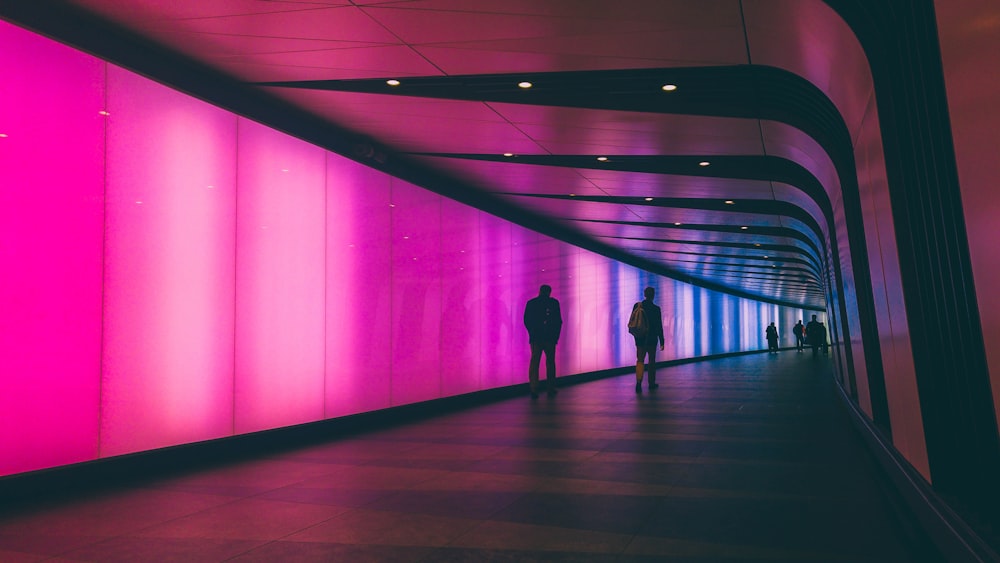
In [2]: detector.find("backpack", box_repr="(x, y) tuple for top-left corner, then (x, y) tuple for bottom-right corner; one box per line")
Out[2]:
(628, 302), (648, 338)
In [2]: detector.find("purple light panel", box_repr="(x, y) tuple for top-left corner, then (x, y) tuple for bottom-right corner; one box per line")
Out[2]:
(0, 20), (816, 478)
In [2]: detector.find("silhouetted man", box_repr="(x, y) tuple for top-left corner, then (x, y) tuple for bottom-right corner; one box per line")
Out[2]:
(766, 322), (779, 353)
(524, 284), (562, 398)
(805, 314), (824, 356)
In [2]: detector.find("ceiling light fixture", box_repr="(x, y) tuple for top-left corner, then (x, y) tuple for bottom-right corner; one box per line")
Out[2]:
(98, 110), (110, 116)
(698, 161), (710, 167)
(518, 81), (533, 89)
(503, 152), (514, 157)
(661, 84), (678, 91)
(674, 222), (682, 226)
(740, 226), (749, 230)
(597, 156), (608, 161)
(724, 200), (734, 205)
(644, 197), (654, 201)
(386, 79), (401, 86)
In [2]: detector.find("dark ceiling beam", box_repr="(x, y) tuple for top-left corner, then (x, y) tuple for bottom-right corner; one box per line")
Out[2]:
(504, 191), (826, 269)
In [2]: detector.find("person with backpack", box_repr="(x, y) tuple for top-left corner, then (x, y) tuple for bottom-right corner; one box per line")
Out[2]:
(523, 284), (563, 398)
(628, 286), (665, 393)
(793, 320), (805, 352)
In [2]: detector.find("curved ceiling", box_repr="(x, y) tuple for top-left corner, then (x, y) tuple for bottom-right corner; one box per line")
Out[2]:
(12, 0), (876, 310)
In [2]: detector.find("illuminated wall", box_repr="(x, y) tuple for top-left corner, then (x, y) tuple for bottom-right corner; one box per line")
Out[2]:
(0, 20), (814, 478)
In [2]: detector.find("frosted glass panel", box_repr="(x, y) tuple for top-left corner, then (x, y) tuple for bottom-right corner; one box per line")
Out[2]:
(440, 199), (483, 395)
(0, 21), (105, 475)
(325, 158), (392, 417)
(235, 119), (326, 433)
(100, 67), (238, 456)
(390, 179), (442, 405)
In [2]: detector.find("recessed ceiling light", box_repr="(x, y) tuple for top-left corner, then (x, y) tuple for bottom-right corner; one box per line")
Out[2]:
(503, 152), (514, 157)
(698, 161), (711, 167)
(740, 226), (749, 230)
(518, 81), (533, 89)
(597, 156), (608, 161)
(755, 243), (761, 247)
(724, 200), (734, 204)
(674, 222), (682, 226)
(386, 79), (400, 86)
(764, 255), (769, 259)
(644, 197), (654, 201)
(662, 84), (678, 91)
(569, 193), (576, 197)
(98, 110), (110, 116)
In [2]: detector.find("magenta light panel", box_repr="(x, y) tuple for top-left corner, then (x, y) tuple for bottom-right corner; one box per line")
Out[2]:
(0, 22), (105, 476)
(0, 20), (815, 478)
(234, 119), (327, 434)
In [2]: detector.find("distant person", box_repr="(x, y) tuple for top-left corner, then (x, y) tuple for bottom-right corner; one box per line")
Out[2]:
(766, 322), (779, 353)
(818, 321), (829, 355)
(524, 284), (562, 398)
(628, 286), (665, 393)
(805, 314), (823, 356)
(793, 320), (805, 352)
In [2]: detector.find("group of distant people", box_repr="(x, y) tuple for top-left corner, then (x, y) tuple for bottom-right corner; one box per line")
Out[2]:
(781, 315), (829, 355)
(523, 284), (830, 399)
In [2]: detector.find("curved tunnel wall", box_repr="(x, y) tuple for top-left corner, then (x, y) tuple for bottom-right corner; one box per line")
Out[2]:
(0, 20), (818, 479)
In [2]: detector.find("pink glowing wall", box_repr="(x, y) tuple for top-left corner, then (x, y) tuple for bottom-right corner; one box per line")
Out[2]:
(99, 67), (238, 457)
(0, 19), (812, 478)
(0, 22), (105, 476)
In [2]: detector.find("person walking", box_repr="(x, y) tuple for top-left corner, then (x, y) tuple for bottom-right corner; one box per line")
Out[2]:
(766, 322), (779, 353)
(524, 284), (562, 398)
(628, 286), (665, 393)
(793, 320), (805, 352)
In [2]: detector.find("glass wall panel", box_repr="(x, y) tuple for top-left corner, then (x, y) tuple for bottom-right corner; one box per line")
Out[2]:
(234, 119), (326, 433)
(324, 158), (392, 417)
(389, 179), (442, 405)
(100, 68), (238, 456)
(0, 21), (105, 475)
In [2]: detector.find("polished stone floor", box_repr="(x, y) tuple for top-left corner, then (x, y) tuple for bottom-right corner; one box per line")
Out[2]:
(0, 353), (930, 561)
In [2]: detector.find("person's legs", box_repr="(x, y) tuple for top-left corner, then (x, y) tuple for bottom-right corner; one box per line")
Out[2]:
(529, 342), (543, 396)
(542, 342), (557, 395)
(646, 346), (659, 390)
(635, 345), (648, 392)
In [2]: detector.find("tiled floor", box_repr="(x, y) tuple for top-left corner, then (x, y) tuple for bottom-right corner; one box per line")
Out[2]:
(0, 353), (930, 561)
